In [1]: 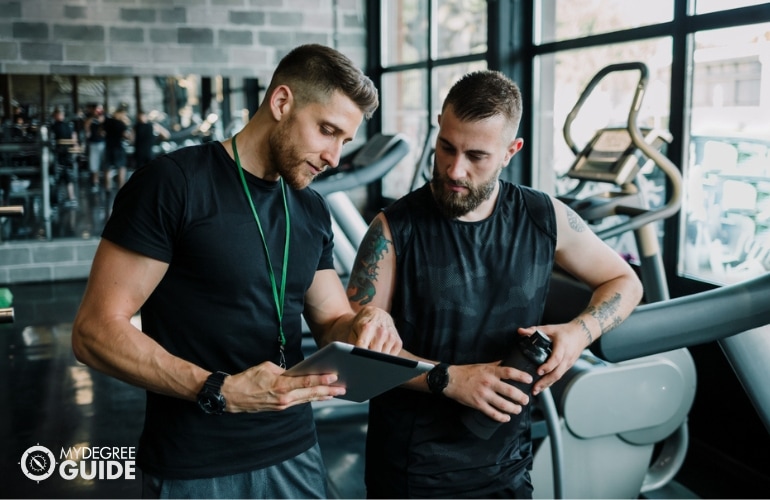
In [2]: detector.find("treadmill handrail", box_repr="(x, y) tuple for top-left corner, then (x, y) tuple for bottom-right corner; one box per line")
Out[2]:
(591, 272), (770, 363)
(311, 135), (410, 196)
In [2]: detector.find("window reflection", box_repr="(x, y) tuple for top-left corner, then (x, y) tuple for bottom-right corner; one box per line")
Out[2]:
(436, 0), (487, 59)
(681, 23), (770, 284)
(535, 0), (673, 44)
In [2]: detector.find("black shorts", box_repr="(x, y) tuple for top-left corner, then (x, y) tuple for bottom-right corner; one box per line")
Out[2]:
(105, 147), (127, 168)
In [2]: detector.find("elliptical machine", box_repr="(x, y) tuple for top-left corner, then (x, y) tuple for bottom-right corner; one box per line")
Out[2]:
(533, 61), (770, 498)
(532, 62), (694, 498)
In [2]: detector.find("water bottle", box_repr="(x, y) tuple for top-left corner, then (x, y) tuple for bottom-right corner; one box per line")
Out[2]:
(460, 330), (552, 439)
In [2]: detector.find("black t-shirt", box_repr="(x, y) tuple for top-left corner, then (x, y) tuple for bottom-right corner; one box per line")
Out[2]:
(133, 121), (155, 165)
(102, 141), (335, 479)
(366, 182), (557, 498)
(103, 116), (127, 150)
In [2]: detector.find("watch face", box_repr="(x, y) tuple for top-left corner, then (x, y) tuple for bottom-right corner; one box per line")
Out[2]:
(198, 393), (225, 415)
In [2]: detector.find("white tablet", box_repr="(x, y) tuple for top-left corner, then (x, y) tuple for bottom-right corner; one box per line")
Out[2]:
(286, 341), (435, 402)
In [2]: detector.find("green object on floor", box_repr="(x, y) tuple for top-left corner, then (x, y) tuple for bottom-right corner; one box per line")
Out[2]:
(0, 287), (13, 308)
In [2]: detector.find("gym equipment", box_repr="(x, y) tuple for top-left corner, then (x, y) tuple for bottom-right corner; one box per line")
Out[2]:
(532, 62), (689, 498)
(532, 62), (770, 498)
(0, 205), (22, 323)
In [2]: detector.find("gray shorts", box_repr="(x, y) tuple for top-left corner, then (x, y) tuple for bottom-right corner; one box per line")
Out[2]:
(141, 442), (328, 499)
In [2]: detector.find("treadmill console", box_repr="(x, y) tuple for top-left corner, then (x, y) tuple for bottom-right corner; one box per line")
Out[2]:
(566, 127), (670, 186)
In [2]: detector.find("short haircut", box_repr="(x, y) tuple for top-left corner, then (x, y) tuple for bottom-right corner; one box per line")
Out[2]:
(442, 70), (523, 133)
(264, 44), (379, 120)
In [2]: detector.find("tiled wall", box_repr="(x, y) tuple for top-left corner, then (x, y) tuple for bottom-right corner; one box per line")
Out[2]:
(0, 0), (369, 76)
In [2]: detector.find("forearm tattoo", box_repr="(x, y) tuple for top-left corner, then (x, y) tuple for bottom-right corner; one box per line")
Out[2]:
(579, 293), (623, 344)
(347, 218), (391, 305)
(566, 205), (587, 233)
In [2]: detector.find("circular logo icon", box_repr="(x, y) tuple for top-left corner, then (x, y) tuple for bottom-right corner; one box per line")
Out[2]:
(20, 444), (56, 482)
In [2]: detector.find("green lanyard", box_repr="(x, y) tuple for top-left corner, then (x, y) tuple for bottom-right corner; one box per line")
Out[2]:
(232, 133), (290, 369)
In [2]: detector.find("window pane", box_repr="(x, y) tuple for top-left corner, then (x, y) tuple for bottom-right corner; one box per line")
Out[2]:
(680, 23), (770, 285)
(535, 0), (674, 44)
(694, 0), (768, 14)
(431, 61), (488, 120)
(436, 0), (488, 59)
(381, 0), (429, 66)
(381, 69), (429, 199)
(533, 38), (672, 263)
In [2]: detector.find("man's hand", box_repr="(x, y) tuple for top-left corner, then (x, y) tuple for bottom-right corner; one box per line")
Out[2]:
(345, 305), (402, 355)
(443, 362), (533, 423)
(223, 361), (347, 413)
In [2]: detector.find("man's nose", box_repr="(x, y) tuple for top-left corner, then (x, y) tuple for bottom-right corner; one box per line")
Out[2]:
(321, 141), (344, 169)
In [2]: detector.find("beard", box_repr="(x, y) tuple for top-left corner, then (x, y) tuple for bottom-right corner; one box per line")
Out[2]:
(268, 116), (314, 190)
(430, 163), (500, 219)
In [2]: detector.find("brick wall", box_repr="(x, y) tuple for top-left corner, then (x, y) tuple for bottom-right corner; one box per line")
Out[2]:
(0, 0), (369, 76)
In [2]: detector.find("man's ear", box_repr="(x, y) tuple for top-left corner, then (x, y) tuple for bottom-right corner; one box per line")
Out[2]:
(269, 85), (294, 121)
(503, 137), (525, 165)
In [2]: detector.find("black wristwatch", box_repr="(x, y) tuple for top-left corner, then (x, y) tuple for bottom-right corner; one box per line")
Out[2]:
(426, 363), (450, 395)
(197, 371), (229, 415)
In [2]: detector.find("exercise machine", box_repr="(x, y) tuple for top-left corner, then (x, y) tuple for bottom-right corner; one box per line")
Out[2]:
(530, 63), (770, 498)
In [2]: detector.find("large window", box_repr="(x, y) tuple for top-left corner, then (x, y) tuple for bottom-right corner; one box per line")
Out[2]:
(531, 0), (770, 289)
(378, 0), (487, 201)
(681, 23), (770, 285)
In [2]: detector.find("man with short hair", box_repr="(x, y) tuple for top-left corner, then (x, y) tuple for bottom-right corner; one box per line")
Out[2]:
(73, 44), (402, 499)
(348, 70), (643, 498)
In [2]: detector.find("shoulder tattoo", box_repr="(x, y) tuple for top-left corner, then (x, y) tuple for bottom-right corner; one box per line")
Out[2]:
(565, 205), (587, 233)
(347, 218), (391, 306)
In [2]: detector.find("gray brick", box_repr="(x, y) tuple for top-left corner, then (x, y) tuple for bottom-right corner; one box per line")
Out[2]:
(74, 242), (98, 261)
(160, 7), (185, 24)
(53, 262), (92, 281)
(12, 22), (48, 40)
(54, 25), (105, 42)
(178, 27), (213, 45)
(0, 1), (21, 18)
(31, 245), (74, 263)
(0, 22), (11, 38)
(4, 62), (49, 73)
(294, 32), (330, 46)
(97, 65), (135, 75)
(110, 27), (145, 43)
(149, 28), (175, 44)
(258, 31), (292, 47)
(8, 265), (52, 283)
(228, 11), (265, 26)
(120, 8), (156, 23)
(152, 46), (192, 63)
(110, 45), (151, 63)
(192, 46), (228, 64)
(64, 5), (87, 19)
(219, 29), (252, 46)
(0, 41), (18, 59)
(21, 42), (62, 61)
(50, 64), (91, 75)
(0, 246), (31, 266)
(65, 44), (106, 62)
(269, 12), (303, 27)
(247, 0), (282, 6)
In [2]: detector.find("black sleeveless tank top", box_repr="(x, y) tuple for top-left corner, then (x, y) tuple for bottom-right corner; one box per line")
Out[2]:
(365, 181), (557, 497)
